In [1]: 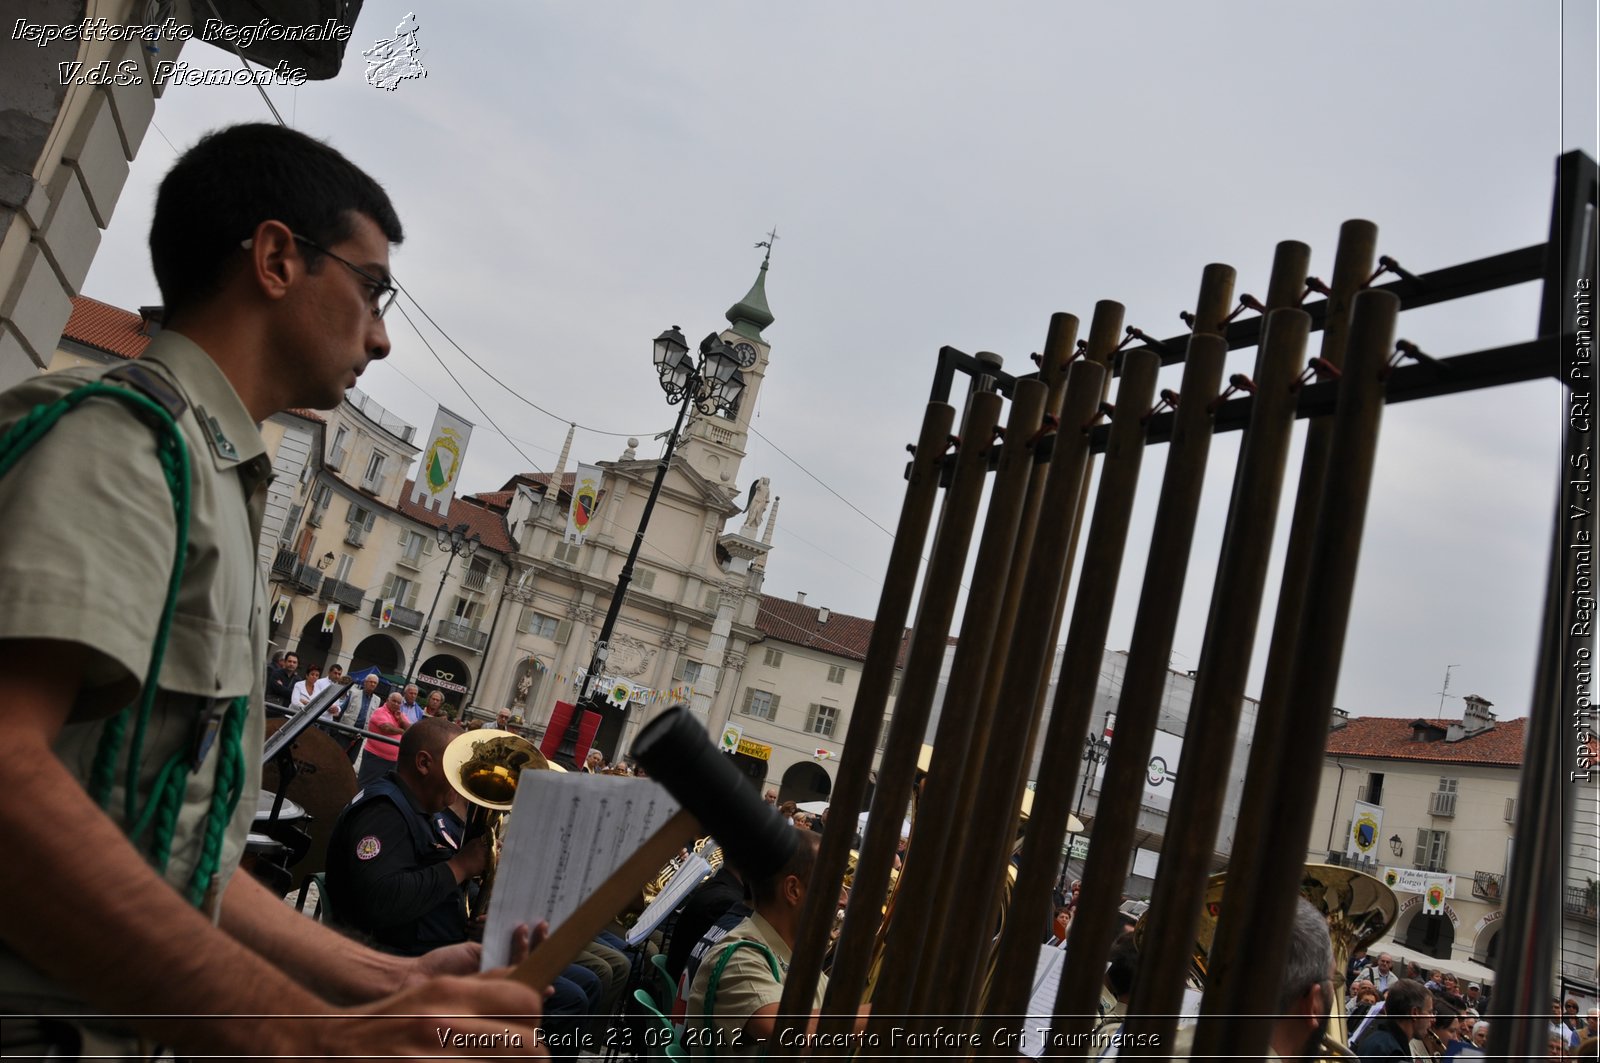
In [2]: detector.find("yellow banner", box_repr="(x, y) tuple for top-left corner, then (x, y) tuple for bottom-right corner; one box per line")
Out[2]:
(736, 736), (772, 761)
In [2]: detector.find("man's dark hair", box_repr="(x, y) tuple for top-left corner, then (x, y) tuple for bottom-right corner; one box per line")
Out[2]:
(1385, 977), (1431, 1017)
(151, 123), (403, 317)
(1105, 930), (1139, 999)
(751, 829), (819, 907)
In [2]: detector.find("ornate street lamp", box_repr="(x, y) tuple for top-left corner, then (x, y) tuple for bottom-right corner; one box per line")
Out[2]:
(1061, 735), (1112, 892)
(407, 521), (480, 684)
(554, 328), (745, 765)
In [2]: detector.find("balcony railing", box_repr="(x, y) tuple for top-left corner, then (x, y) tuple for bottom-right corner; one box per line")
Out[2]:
(369, 597), (424, 632)
(462, 566), (490, 593)
(1428, 790), (1457, 817)
(1471, 870), (1504, 903)
(1565, 884), (1597, 918)
(436, 618), (488, 653)
(270, 548), (323, 595)
(318, 578), (365, 612)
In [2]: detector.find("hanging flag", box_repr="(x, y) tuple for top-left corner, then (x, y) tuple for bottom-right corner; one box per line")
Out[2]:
(1346, 800), (1383, 862)
(606, 679), (633, 708)
(565, 463), (604, 544)
(410, 406), (475, 516)
(814, 748), (834, 760)
(321, 603), (339, 633)
(271, 596), (289, 624)
(379, 598), (396, 629)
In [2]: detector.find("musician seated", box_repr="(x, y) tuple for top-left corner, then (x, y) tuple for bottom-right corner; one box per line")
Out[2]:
(680, 831), (864, 1055)
(323, 718), (600, 1054)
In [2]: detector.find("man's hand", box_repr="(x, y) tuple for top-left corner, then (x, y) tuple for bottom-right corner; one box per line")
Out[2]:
(404, 922), (547, 989)
(305, 975), (548, 1059)
(448, 834), (490, 883)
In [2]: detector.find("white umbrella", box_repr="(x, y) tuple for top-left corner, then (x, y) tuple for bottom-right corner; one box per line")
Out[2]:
(796, 800), (829, 814)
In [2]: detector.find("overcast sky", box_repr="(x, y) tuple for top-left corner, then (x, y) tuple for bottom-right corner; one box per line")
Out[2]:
(82, 1), (1596, 721)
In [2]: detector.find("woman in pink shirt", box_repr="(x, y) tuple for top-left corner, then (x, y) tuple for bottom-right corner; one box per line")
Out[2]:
(356, 690), (410, 788)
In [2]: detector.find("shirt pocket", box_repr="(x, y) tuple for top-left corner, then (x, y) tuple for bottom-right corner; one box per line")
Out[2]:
(159, 609), (255, 699)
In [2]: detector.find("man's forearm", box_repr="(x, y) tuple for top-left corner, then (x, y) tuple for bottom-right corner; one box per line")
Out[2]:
(219, 869), (404, 1005)
(0, 736), (327, 1055)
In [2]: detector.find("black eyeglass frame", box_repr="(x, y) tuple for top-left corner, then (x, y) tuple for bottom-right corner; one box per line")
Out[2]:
(239, 233), (399, 319)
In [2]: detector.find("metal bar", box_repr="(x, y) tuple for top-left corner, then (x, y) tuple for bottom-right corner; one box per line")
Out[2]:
(817, 386), (1003, 1042)
(1123, 304), (1313, 1053)
(966, 355), (1107, 1030)
(1210, 289), (1400, 1058)
(769, 401), (955, 1051)
(873, 377), (1047, 1022)
(1023, 344), (1160, 1051)
(1194, 218), (1378, 1051)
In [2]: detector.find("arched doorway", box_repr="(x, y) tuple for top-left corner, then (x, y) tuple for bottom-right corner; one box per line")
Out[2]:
(350, 633), (405, 678)
(1471, 922), (1501, 969)
(417, 653), (471, 720)
(1398, 906), (1457, 961)
(780, 761), (833, 805)
(294, 613), (341, 673)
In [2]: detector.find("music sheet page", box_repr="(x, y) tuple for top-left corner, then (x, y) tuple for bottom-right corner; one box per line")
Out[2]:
(479, 773), (680, 970)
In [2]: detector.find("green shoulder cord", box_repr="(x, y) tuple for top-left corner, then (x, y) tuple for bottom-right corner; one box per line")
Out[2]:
(701, 938), (782, 1059)
(0, 381), (248, 907)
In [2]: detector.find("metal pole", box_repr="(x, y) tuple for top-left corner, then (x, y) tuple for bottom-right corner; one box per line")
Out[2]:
(407, 544), (459, 685)
(464, 568), (514, 718)
(556, 380), (695, 764)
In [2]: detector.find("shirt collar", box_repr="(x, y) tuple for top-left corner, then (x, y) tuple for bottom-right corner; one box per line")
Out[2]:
(141, 330), (271, 483)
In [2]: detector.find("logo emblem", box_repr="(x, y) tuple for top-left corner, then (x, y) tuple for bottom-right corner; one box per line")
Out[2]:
(423, 428), (463, 494)
(1352, 810), (1380, 854)
(356, 835), (382, 860)
(364, 13), (427, 91)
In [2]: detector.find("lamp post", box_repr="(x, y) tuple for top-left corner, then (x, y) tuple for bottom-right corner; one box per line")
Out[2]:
(554, 326), (746, 766)
(1061, 734), (1112, 892)
(407, 521), (480, 685)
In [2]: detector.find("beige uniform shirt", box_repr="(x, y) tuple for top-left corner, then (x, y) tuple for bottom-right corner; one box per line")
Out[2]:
(684, 911), (827, 1057)
(0, 331), (270, 1016)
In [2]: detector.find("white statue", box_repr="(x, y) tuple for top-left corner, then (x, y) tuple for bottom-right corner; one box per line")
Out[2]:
(741, 477), (771, 532)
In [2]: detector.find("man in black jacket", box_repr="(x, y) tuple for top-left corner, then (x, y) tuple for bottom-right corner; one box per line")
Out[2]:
(1355, 978), (1433, 1059)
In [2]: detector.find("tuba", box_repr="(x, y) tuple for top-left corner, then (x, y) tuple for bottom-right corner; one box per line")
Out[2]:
(442, 728), (552, 920)
(1134, 863), (1397, 1061)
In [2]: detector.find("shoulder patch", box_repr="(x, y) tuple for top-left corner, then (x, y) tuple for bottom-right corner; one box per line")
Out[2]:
(355, 835), (382, 860)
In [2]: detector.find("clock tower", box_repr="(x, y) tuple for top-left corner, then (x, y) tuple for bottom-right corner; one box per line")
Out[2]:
(677, 246), (775, 491)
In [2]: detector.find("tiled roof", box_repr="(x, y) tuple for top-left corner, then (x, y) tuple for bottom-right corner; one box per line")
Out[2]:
(755, 596), (882, 663)
(499, 471), (577, 504)
(397, 479), (516, 554)
(471, 489), (515, 509)
(1325, 715), (1526, 767)
(62, 295), (150, 360)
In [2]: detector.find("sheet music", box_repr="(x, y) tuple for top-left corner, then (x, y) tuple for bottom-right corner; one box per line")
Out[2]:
(479, 773), (679, 970)
(625, 853), (712, 946)
(1019, 943), (1067, 1058)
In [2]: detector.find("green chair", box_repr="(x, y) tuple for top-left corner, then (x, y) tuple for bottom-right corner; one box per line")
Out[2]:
(648, 952), (677, 1012)
(632, 987), (679, 1061)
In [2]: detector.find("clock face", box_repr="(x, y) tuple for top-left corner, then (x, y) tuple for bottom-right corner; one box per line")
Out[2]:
(732, 342), (759, 367)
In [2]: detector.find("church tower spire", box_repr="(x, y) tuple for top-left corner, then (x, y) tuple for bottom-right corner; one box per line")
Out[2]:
(678, 238), (778, 492)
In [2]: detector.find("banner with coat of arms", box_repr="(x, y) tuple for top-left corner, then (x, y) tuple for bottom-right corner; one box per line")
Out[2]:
(1346, 800), (1383, 862)
(378, 598), (396, 629)
(565, 463), (603, 545)
(320, 603), (339, 633)
(410, 406), (474, 516)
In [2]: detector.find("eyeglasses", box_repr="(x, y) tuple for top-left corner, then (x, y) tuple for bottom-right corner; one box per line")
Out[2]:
(240, 233), (399, 319)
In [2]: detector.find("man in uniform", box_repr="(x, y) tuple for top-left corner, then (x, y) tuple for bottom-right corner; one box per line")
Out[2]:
(325, 716), (600, 1058)
(0, 123), (546, 1058)
(682, 830), (844, 1055)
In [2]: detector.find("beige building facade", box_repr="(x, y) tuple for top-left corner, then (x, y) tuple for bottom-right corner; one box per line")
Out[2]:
(1307, 697), (1525, 981)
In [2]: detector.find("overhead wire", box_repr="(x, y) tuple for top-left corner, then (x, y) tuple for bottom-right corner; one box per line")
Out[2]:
(215, 46), (911, 610)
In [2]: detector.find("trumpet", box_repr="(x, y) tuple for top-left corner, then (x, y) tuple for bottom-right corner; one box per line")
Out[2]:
(442, 727), (552, 920)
